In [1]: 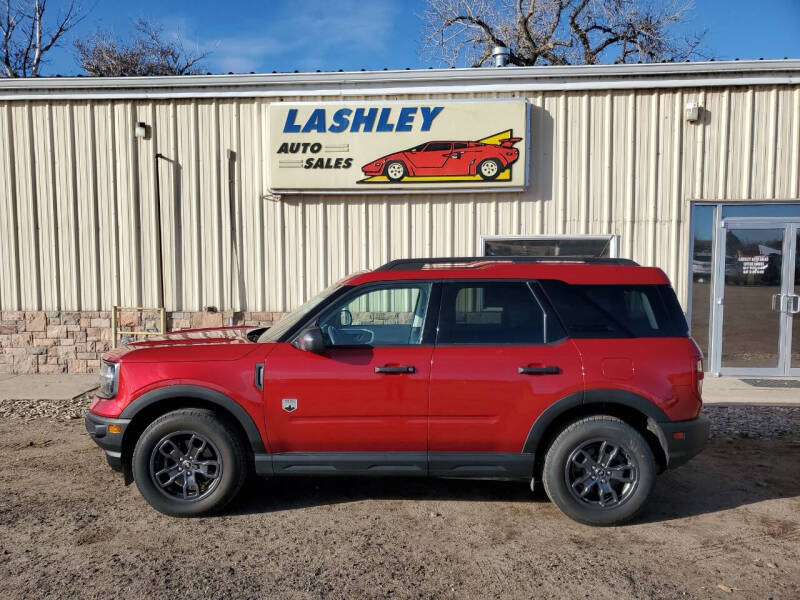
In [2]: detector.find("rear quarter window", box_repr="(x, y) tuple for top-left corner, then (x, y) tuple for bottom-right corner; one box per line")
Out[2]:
(539, 281), (688, 338)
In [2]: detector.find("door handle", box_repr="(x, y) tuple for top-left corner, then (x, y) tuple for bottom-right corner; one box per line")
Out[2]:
(771, 293), (784, 311)
(254, 363), (264, 391)
(375, 365), (416, 374)
(518, 365), (561, 375)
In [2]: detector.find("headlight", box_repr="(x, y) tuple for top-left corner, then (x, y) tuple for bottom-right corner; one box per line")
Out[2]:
(97, 360), (119, 398)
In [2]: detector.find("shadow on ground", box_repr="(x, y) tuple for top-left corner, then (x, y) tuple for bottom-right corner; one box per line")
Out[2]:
(227, 436), (800, 524)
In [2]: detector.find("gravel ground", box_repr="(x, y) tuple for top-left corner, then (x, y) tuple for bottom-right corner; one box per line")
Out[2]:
(1, 416), (799, 599)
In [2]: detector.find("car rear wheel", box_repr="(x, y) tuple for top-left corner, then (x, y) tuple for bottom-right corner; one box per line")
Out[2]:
(542, 416), (656, 526)
(132, 408), (247, 517)
(477, 158), (502, 180)
(385, 160), (407, 182)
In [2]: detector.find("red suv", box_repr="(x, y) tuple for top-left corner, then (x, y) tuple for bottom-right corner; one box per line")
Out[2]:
(86, 257), (708, 525)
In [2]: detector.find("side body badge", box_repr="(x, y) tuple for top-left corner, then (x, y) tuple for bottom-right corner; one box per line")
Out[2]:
(282, 398), (298, 413)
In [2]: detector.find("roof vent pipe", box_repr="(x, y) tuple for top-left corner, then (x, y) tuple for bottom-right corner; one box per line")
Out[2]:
(492, 45), (510, 67)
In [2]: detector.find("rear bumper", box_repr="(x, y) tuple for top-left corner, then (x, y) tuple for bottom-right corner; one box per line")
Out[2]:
(658, 413), (710, 469)
(85, 411), (130, 472)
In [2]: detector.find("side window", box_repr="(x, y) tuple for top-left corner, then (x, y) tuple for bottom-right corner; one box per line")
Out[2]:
(538, 281), (688, 338)
(437, 282), (561, 344)
(318, 283), (432, 346)
(425, 142), (452, 152)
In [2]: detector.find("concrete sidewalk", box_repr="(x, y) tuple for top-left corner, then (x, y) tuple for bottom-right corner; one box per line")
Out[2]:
(701, 376), (800, 407)
(0, 373), (798, 406)
(0, 374), (97, 401)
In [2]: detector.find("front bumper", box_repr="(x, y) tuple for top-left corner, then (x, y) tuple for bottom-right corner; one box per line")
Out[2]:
(658, 413), (710, 469)
(85, 411), (130, 472)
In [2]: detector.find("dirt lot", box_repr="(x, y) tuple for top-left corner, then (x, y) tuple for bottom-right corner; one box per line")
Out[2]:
(1, 414), (799, 600)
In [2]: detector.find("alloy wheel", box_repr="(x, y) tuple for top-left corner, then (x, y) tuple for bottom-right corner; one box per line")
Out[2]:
(564, 439), (639, 509)
(149, 431), (223, 502)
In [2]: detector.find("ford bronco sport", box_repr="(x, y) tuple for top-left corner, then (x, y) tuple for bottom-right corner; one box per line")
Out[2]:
(86, 257), (709, 525)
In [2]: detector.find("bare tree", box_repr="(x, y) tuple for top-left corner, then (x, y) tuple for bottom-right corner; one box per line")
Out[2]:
(75, 18), (209, 77)
(1, 0), (82, 77)
(422, 0), (706, 67)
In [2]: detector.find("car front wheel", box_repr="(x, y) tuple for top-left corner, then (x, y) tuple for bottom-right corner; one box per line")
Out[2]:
(132, 408), (247, 517)
(384, 160), (407, 182)
(542, 416), (656, 526)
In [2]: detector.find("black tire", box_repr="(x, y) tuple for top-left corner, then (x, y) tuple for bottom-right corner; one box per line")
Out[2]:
(132, 408), (248, 517)
(384, 160), (407, 182)
(542, 416), (656, 526)
(477, 158), (502, 180)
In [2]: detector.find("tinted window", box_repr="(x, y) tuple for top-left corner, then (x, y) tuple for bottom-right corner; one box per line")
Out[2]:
(438, 282), (563, 344)
(318, 283), (432, 346)
(425, 142), (452, 152)
(539, 281), (688, 338)
(452, 142), (468, 149)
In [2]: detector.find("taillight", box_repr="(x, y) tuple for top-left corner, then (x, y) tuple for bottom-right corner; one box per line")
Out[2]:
(696, 358), (704, 397)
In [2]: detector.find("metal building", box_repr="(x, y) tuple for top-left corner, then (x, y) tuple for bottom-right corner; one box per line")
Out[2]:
(1, 60), (799, 376)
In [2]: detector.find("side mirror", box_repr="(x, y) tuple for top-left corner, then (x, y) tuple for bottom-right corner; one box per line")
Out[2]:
(297, 327), (326, 353)
(339, 309), (352, 327)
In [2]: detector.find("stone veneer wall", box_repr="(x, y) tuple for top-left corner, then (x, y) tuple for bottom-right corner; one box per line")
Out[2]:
(0, 310), (286, 374)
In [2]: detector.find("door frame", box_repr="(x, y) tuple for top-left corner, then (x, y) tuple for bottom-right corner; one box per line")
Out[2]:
(711, 217), (800, 376)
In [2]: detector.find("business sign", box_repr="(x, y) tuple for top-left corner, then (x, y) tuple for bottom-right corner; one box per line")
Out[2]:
(267, 100), (529, 193)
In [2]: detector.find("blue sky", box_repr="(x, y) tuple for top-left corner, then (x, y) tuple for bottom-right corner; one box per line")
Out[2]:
(42, 0), (800, 76)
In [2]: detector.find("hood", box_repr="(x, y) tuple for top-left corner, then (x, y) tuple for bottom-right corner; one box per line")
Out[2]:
(103, 326), (264, 363)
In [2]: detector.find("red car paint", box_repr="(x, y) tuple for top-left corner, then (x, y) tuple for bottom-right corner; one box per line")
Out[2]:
(361, 138), (521, 178)
(90, 261), (702, 461)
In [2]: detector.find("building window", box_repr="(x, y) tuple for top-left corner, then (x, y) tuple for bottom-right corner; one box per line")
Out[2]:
(482, 235), (619, 258)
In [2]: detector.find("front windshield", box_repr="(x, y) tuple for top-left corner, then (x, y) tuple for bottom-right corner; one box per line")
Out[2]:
(257, 282), (344, 343)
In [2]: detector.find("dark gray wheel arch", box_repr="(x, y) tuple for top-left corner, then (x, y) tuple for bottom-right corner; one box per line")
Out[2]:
(120, 385), (267, 456)
(522, 389), (670, 456)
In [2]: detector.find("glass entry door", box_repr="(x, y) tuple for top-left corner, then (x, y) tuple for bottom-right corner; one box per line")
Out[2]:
(714, 221), (800, 376)
(791, 228), (800, 375)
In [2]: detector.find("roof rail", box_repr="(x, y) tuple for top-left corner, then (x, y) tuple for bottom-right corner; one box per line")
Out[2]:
(375, 256), (639, 271)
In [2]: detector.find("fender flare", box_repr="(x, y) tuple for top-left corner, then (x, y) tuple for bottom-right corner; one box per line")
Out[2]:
(521, 389), (670, 455)
(119, 385), (267, 455)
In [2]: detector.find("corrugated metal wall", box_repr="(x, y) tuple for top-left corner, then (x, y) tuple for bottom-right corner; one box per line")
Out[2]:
(2, 85), (799, 313)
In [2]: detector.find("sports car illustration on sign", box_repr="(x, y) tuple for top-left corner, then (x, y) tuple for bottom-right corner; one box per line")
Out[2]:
(359, 130), (522, 184)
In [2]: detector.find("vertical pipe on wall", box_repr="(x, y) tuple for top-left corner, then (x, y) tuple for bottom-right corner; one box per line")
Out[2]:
(154, 152), (166, 310)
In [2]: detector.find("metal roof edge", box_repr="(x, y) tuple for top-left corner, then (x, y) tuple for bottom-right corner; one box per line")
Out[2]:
(0, 59), (799, 100)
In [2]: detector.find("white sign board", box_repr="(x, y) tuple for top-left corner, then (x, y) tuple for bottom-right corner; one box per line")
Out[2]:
(267, 100), (529, 193)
